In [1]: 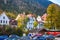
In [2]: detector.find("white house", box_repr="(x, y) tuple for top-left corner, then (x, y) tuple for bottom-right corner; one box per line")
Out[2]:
(27, 14), (35, 30)
(0, 12), (10, 25)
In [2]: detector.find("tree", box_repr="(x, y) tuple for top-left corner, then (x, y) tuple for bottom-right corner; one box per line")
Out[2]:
(17, 14), (29, 30)
(16, 15), (29, 35)
(33, 21), (38, 28)
(44, 4), (60, 30)
(6, 12), (16, 19)
(15, 28), (23, 36)
(17, 14), (25, 28)
(55, 6), (60, 30)
(0, 10), (3, 15)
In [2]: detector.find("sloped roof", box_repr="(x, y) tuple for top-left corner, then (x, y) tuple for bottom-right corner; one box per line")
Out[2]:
(41, 13), (48, 21)
(27, 14), (36, 18)
(29, 28), (48, 33)
(15, 13), (26, 20)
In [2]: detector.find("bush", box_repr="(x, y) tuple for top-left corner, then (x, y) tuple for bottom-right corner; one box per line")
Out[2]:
(15, 28), (23, 36)
(0, 25), (24, 36)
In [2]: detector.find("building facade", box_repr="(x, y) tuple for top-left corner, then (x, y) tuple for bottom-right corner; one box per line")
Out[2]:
(27, 14), (36, 30)
(27, 16), (35, 30)
(0, 12), (9, 25)
(36, 16), (44, 29)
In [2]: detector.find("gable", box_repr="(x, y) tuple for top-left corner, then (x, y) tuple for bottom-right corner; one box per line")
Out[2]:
(0, 12), (9, 21)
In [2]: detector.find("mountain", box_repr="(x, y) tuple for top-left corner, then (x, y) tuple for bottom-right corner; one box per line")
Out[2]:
(0, 0), (53, 15)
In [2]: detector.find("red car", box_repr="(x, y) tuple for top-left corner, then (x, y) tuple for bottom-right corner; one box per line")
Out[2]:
(47, 31), (60, 36)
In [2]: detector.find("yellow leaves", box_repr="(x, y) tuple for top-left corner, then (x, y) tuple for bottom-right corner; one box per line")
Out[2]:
(17, 15), (29, 31)
(44, 23), (51, 29)
(45, 4), (60, 29)
(33, 21), (38, 27)
(47, 4), (57, 14)
(16, 14), (27, 28)
(17, 19), (23, 27)
(0, 10), (3, 15)
(6, 12), (16, 19)
(17, 22), (23, 27)
(17, 18), (24, 28)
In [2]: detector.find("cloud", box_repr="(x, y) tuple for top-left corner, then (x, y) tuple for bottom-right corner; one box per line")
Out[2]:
(49, 0), (60, 5)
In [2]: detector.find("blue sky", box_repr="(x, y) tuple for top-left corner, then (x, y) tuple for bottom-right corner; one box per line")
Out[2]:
(49, 0), (60, 5)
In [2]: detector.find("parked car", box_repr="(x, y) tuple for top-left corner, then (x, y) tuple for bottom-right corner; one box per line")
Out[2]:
(34, 34), (55, 40)
(55, 34), (60, 40)
(55, 37), (60, 40)
(4, 34), (20, 40)
(47, 30), (60, 36)
(21, 36), (30, 40)
(46, 35), (55, 40)
(36, 36), (46, 40)
(9, 34), (20, 38)
(0, 35), (8, 40)
(56, 34), (60, 37)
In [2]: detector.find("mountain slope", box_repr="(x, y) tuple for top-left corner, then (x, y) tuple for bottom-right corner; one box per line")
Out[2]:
(0, 0), (53, 15)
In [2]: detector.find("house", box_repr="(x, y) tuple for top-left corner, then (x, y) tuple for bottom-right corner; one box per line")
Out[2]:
(27, 14), (35, 30)
(37, 16), (42, 22)
(41, 13), (47, 23)
(36, 16), (44, 29)
(36, 13), (48, 29)
(0, 12), (10, 25)
(9, 19), (17, 28)
(15, 12), (26, 20)
(15, 12), (26, 27)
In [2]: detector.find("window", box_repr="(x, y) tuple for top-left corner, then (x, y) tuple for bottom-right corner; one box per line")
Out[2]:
(29, 27), (31, 29)
(1, 20), (2, 23)
(33, 19), (34, 21)
(6, 21), (7, 23)
(3, 16), (5, 19)
(29, 23), (32, 25)
(3, 21), (5, 23)
(0, 20), (1, 23)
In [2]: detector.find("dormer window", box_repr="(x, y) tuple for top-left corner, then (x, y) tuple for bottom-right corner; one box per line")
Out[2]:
(3, 16), (5, 19)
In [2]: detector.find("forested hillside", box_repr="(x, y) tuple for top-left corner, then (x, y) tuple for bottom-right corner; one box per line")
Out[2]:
(0, 0), (53, 15)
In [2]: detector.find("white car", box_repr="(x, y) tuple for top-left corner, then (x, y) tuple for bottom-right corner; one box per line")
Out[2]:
(55, 34), (60, 40)
(55, 37), (60, 40)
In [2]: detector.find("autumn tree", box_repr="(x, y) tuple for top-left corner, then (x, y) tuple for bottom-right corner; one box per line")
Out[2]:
(16, 14), (29, 29)
(55, 6), (60, 30)
(6, 12), (16, 19)
(44, 4), (60, 30)
(0, 10), (3, 15)
(33, 21), (38, 28)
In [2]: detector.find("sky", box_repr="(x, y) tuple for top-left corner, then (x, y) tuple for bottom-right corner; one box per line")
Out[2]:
(49, 0), (60, 5)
